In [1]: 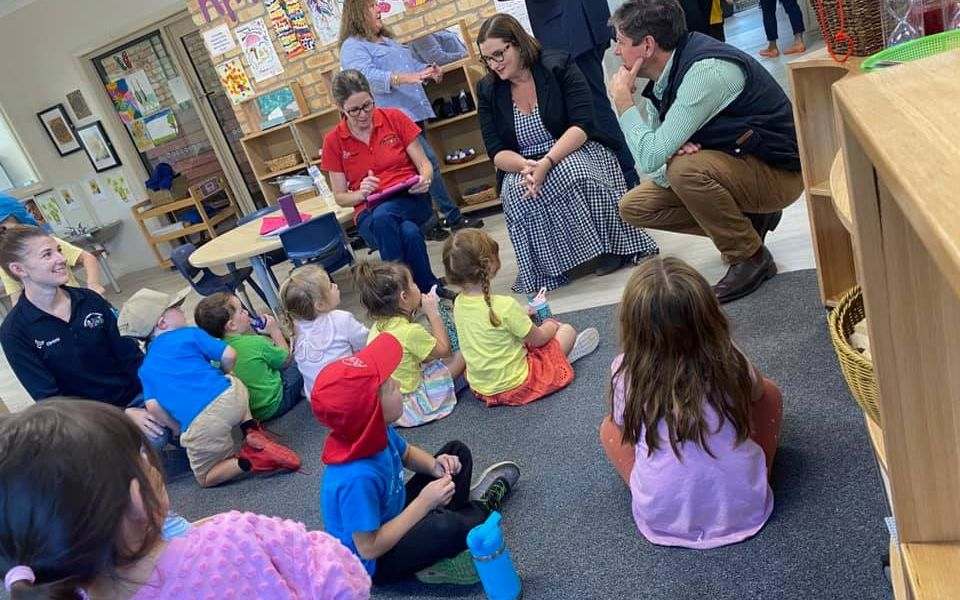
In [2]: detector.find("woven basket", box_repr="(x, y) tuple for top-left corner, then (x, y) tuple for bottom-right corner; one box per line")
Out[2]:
(265, 153), (299, 173)
(814, 0), (884, 58)
(828, 286), (881, 425)
(461, 186), (498, 206)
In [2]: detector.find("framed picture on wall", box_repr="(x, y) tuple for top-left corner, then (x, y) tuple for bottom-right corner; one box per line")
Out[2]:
(75, 121), (122, 172)
(37, 104), (82, 156)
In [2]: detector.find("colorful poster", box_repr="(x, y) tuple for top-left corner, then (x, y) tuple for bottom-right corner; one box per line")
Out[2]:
(104, 174), (132, 203)
(284, 0), (316, 52)
(263, 0), (307, 58)
(125, 70), (161, 115)
(376, 0), (405, 18)
(216, 58), (256, 104)
(128, 118), (154, 151)
(143, 109), (179, 145)
(235, 18), (285, 82)
(202, 23), (236, 57)
(105, 78), (142, 125)
(306, 0), (342, 45)
(35, 191), (68, 229)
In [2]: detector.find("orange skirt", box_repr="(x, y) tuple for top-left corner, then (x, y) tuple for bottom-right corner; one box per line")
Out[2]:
(473, 338), (574, 407)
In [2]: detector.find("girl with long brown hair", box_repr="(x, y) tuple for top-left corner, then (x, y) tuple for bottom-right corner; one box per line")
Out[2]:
(442, 229), (599, 407)
(599, 256), (783, 549)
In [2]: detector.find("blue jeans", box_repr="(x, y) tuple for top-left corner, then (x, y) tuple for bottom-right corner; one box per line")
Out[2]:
(358, 194), (441, 292)
(127, 394), (173, 451)
(263, 363), (305, 422)
(418, 132), (462, 224)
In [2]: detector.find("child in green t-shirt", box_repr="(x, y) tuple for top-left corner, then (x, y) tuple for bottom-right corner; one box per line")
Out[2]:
(195, 293), (305, 421)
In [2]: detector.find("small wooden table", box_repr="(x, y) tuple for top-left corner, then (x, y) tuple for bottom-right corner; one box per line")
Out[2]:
(189, 196), (352, 310)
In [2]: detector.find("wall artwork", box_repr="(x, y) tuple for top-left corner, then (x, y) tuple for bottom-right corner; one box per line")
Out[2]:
(263, 0), (315, 58)
(128, 118), (154, 151)
(216, 58), (257, 104)
(76, 121), (122, 173)
(143, 109), (179, 145)
(125, 70), (161, 115)
(235, 18), (285, 82)
(376, 0), (405, 18)
(284, 0), (317, 52)
(66, 90), (93, 121)
(306, 0), (343, 45)
(104, 174), (132, 203)
(37, 104), (82, 156)
(199, 0), (259, 24)
(86, 177), (109, 202)
(202, 22), (236, 57)
(105, 78), (142, 125)
(34, 190), (67, 228)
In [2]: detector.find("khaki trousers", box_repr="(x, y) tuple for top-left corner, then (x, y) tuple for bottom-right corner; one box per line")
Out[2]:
(619, 151), (803, 262)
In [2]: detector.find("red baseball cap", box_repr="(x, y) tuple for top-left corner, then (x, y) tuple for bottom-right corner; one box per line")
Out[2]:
(311, 333), (403, 464)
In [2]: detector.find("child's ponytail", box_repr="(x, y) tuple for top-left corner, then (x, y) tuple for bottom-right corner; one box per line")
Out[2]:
(442, 229), (502, 326)
(478, 258), (501, 327)
(353, 260), (411, 320)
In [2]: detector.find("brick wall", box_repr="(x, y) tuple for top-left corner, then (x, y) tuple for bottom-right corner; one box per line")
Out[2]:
(185, 0), (499, 135)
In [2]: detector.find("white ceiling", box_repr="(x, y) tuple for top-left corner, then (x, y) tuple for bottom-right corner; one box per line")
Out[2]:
(0, 0), (39, 19)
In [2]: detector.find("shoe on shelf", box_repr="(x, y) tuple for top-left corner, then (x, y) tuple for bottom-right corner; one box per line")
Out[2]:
(436, 286), (459, 302)
(445, 215), (484, 231)
(470, 461), (521, 505)
(424, 223), (450, 242)
(239, 430), (301, 473)
(568, 327), (600, 364)
(745, 210), (783, 244)
(713, 245), (777, 304)
(415, 551), (479, 585)
(593, 253), (629, 276)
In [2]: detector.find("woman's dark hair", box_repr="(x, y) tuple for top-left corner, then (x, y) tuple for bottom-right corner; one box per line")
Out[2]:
(610, 0), (688, 51)
(0, 399), (166, 599)
(476, 13), (541, 76)
(353, 260), (414, 320)
(195, 291), (236, 339)
(0, 225), (51, 282)
(339, 0), (393, 44)
(613, 257), (753, 458)
(331, 69), (373, 108)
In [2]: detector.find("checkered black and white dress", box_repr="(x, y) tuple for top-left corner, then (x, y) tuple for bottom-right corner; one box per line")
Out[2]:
(502, 105), (659, 293)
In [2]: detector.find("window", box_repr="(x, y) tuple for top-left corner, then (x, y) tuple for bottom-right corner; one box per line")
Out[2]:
(0, 108), (39, 192)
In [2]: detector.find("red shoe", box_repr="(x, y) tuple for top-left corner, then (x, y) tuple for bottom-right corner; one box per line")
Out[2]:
(239, 430), (301, 473)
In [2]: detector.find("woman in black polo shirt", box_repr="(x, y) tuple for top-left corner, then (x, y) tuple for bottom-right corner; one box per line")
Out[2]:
(0, 225), (170, 448)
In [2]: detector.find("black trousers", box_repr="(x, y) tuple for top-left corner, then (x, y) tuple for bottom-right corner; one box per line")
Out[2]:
(373, 441), (489, 584)
(574, 43), (640, 188)
(760, 0), (805, 41)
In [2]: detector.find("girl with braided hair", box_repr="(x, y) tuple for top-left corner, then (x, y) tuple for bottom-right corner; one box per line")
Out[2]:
(442, 229), (599, 407)
(354, 261), (464, 426)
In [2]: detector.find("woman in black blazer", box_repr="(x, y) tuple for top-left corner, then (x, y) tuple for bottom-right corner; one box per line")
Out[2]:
(476, 14), (658, 294)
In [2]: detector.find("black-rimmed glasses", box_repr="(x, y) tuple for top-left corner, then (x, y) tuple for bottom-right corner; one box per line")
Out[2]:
(480, 43), (512, 66)
(344, 100), (375, 117)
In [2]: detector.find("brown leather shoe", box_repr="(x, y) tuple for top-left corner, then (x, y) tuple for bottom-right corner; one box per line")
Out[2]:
(713, 246), (777, 304)
(745, 211), (783, 243)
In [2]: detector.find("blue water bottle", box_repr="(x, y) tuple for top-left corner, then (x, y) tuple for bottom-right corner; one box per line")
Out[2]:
(467, 512), (521, 600)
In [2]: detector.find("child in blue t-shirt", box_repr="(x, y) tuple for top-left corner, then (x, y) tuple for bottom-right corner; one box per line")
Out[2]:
(312, 333), (521, 586)
(119, 288), (301, 488)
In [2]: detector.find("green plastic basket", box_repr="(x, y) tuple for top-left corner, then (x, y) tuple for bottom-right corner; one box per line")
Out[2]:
(862, 29), (960, 71)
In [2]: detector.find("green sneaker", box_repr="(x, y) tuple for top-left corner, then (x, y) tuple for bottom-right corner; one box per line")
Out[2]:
(470, 461), (520, 511)
(415, 550), (479, 585)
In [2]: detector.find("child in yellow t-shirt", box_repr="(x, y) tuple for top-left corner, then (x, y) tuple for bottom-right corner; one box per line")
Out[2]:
(442, 230), (599, 407)
(354, 261), (464, 427)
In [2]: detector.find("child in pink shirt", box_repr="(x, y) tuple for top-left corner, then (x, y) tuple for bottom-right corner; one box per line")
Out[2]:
(0, 399), (370, 599)
(599, 257), (783, 549)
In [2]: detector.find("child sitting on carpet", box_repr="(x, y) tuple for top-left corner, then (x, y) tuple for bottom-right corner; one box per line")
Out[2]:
(313, 333), (520, 585)
(354, 261), (463, 426)
(0, 399), (371, 599)
(120, 288), (301, 488)
(194, 292), (305, 422)
(279, 265), (369, 398)
(599, 257), (783, 549)
(442, 229), (599, 406)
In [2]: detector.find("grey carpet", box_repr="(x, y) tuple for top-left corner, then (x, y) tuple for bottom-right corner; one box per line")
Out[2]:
(165, 268), (892, 600)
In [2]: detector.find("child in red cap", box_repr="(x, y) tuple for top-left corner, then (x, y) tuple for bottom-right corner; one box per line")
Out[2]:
(313, 333), (520, 585)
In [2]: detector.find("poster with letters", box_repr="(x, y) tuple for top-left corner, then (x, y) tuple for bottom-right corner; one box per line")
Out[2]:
(235, 18), (285, 82)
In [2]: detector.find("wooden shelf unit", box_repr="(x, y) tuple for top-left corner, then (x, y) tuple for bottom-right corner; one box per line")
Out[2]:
(834, 50), (960, 600)
(131, 175), (239, 268)
(787, 49), (863, 307)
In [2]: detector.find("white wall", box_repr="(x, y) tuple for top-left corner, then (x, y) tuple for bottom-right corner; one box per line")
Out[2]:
(0, 0), (184, 276)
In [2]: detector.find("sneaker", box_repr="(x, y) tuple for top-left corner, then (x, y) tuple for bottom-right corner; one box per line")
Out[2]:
(240, 430), (301, 473)
(445, 215), (484, 231)
(568, 327), (600, 364)
(470, 460), (520, 502)
(415, 551), (479, 585)
(424, 224), (450, 242)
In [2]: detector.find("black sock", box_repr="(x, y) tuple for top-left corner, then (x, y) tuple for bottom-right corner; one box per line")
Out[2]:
(237, 457), (252, 472)
(240, 419), (258, 435)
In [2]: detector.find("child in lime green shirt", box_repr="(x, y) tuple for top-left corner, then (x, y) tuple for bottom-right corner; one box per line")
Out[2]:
(354, 261), (465, 427)
(195, 293), (304, 421)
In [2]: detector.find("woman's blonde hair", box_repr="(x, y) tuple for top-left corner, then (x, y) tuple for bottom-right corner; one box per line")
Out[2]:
(442, 229), (502, 327)
(279, 265), (334, 331)
(339, 0), (393, 44)
(614, 257), (753, 458)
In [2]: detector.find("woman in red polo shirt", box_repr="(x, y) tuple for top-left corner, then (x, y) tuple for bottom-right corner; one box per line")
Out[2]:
(322, 69), (454, 299)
